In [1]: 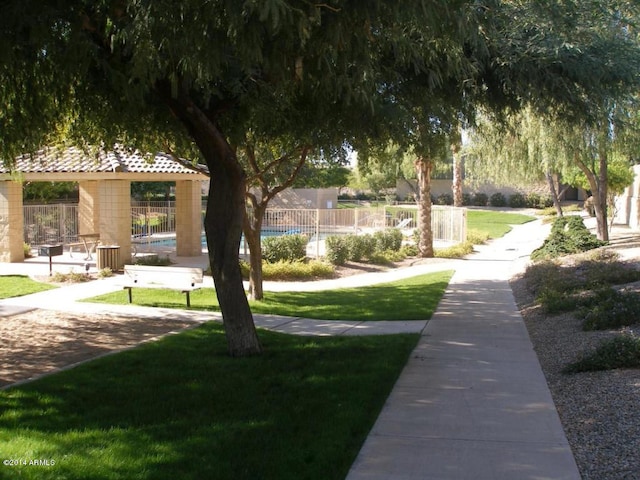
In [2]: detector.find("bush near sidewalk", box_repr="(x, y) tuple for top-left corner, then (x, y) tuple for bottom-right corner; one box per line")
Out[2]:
(523, 242), (640, 372)
(531, 215), (605, 261)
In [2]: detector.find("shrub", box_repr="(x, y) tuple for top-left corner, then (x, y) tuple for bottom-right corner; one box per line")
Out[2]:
(564, 216), (604, 252)
(525, 260), (580, 296)
(466, 229), (490, 245)
(536, 287), (581, 314)
(508, 193), (527, 208)
(526, 193), (553, 209)
(461, 193), (472, 206)
(373, 229), (403, 252)
(489, 192), (507, 207)
(530, 216), (605, 261)
(400, 244), (419, 257)
(582, 250), (640, 287)
(52, 270), (91, 283)
(261, 260), (334, 280)
(564, 334), (640, 373)
(325, 236), (349, 265)
(472, 192), (488, 206)
(240, 259), (335, 280)
(135, 254), (173, 266)
(345, 234), (376, 262)
(262, 234), (307, 262)
(382, 249), (407, 262)
(435, 241), (474, 258)
(23, 243), (33, 258)
(98, 267), (114, 278)
(368, 251), (397, 265)
(578, 288), (640, 331)
(525, 193), (541, 209)
(435, 193), (453, 205)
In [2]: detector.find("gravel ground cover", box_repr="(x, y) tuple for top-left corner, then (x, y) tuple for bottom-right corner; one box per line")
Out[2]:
(511, 255), (640, 480)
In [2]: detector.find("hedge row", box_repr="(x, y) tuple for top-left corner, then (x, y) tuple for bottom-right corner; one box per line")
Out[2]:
(432, 192), (554, 208)
(339, 192), (554, 208)
(325, 229), (403, 265)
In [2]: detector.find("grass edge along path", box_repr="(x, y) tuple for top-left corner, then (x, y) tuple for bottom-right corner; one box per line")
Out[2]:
(0, 275), (56, 299)
(0, 323), (419, 480)
(86, 270), (454, 321)
(466, 210), (535, 239)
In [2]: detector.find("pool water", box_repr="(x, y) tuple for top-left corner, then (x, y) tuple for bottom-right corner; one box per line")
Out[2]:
(135, 229), (301, 248)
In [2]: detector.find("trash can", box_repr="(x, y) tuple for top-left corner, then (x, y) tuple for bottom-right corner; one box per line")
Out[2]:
(97, 245), (120, 271)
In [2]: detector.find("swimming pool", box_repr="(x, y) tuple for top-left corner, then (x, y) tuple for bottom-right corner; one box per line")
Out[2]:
(134, 229), (303, 248)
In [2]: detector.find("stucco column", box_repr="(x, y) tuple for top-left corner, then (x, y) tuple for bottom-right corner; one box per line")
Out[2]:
(78, 181), (100, 234)
(98, 180), (131, 267)
(175, 180), (203, 256)
(0, 181), (25, 262)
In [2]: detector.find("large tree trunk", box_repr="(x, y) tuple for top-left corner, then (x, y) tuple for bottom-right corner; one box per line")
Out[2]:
(204, 152), (262, 356)
(451, 141), (463, 208)
(158, 84), (262, 356)
(415, 157), (434, 257)
(244, 203), (266, 300)
(575, 153), (609, 242)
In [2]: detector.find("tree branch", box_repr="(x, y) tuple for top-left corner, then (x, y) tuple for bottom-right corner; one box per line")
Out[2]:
(265, 146), (311, 201)
(245, 145), (311, 205)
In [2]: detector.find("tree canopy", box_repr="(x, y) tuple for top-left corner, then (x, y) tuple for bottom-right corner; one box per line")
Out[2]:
(3, 0), (640, 355)
(0, 0), (479, 355)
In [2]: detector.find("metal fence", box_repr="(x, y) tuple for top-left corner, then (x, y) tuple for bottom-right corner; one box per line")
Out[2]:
(260, 205), (466, 244)
(23, 204), (79, 246)
(22, 203), (466, 250)
(131, 205), (177, 238)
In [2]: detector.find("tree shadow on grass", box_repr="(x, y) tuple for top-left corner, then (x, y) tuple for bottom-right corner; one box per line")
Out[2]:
(0, 323), (418, 480)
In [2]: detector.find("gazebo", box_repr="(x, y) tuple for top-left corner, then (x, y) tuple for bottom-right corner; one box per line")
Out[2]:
(0, 147), (209, 267)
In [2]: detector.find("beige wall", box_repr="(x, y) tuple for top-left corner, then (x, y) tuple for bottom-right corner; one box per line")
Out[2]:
(614, 164), (640, 229)
(293, 188), (338, 209)
(175, 180), (203, 256)
(397, 179), (558, 202)
(0, 181), (24, 262)
(79, 181), (100, 234)
(98, 180), (131, 267)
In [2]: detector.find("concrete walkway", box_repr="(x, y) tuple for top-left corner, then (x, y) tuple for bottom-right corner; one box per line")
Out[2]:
(346, 219), (581, 480)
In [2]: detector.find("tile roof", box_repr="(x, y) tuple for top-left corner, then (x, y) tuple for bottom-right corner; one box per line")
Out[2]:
(2, 146), (209, 176)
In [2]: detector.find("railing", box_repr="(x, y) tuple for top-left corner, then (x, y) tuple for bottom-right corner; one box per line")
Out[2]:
(247, 206), (464, 243)
(131, 205), (176, 238)
(23, 204), (79, 246)
(23, 203), (466, 249)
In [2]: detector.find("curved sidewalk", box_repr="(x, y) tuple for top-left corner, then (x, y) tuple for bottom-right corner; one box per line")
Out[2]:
(0, 255), (460, 337)
(346, 219), (582, 480)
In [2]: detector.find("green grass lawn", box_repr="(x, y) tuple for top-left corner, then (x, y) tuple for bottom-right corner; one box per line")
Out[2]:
(0, 275), (55, 299)
(86, 270), (454, 321)
(0, 323), (419, 480)
(467, 209), (535, 239)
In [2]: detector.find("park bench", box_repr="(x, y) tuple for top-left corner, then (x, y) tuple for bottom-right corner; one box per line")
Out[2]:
(122, 265), (204, 307)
